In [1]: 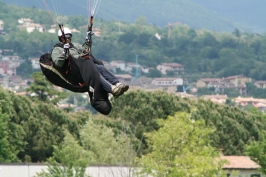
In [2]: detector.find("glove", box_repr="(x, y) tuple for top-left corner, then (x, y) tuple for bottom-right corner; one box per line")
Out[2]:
(86, 31), (94, 40)
(63, 43), (70, 49)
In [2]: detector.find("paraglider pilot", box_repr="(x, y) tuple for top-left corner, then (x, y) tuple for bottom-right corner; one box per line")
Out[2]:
(50, 27), (129, 115)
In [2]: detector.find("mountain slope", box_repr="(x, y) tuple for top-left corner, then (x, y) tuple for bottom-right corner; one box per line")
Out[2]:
(0, 0), (263, 33)
(188, 0), (266, 33)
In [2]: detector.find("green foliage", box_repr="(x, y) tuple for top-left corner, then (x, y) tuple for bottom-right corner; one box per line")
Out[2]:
(110, 90), (266, 156)
(79, 118), (136, 165)
(245, 109), (266, 175)
(137, 111), (226, 177)
(245, 132), (266, 175)
(2, 2), (266, 85)
(145, 69), (162, 78)
(0, 86), (91, 162)
(26, 72), (68, 104)
(0, 110), (19, 162)
(0, 1), (266, 86)
(35, 131), (92, 177)
(246, 82), (266, 98)
(0, 89), (26, 162)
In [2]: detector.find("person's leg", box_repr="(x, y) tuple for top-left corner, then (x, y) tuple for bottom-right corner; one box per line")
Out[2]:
(95, 64), (129, 98)
(74, 58), (112, 115)
(95, 64), (119, 85)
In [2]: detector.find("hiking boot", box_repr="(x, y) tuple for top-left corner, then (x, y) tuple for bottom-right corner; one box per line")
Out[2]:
(112, 84), (129, 98)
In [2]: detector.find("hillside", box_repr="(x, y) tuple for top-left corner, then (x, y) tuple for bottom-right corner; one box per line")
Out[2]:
(1, 0), (265, 33)
(189, 0), (266, 33)
(1, 85), (266, 162)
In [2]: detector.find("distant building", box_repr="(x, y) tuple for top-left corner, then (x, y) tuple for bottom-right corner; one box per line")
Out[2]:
(196, 78), (222, 88)
(254, 81), (266, 89)
(156, 63), (184, 74)
(151, 77), (183, 86)
(114, 74), (133, 82)
(0, 19), (4, 31)
(202, 94), (228, 104)
(17, 18), (45, 33)
(223, 74), (251, 85)
(221, 156), (263, 177)
(18, 18), (33, 25)
(196, 75), (251, 95)
(30, 57), (41, 69)
(110, 60), (126, 71)
(18, 23), (45, 33)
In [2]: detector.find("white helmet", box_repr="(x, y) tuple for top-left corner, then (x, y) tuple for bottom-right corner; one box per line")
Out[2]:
(57, 27), (72, 37)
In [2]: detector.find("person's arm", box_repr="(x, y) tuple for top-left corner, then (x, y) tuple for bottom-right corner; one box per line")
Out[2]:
(82, 39), (92, 53)
(51, 47), (67, 67)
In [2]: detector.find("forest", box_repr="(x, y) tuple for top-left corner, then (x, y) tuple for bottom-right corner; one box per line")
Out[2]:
(1, 1), (266, 85)
(1, 2), (266, 176)
(1, 74), (266, 176)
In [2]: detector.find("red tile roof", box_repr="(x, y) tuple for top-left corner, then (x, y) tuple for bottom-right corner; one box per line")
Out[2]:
(199, 78), (221, 82)
(161, 63), (183, 67)
(221, 156), (260, 169)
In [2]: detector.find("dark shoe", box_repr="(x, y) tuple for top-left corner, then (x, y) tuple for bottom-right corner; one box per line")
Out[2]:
(112, 84), (129, 98)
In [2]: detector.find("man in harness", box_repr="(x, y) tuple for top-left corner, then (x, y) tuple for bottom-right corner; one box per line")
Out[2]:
(49, 27), (129, 115)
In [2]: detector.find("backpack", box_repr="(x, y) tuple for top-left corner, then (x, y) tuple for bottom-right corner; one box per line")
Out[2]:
(39, 53), (88, 93)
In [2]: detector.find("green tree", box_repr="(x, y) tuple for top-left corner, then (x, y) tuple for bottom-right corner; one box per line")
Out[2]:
(145, 69), (162, 78)
(110, 90), (266, 156)
(137, 111), (226, 177)
(36, 131), (93, 177)
(0, 111), (19, 162)
(80, 118), (136, 165)
(246, 131), (266, 175)
(26, 72), (68, 104)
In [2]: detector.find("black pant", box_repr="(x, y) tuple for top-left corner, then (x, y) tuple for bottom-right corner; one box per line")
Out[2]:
(96, 64), (119, 93)
(64, 57), (112, 115)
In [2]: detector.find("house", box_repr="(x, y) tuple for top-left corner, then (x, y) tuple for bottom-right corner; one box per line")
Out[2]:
(221, 156), (263, 177)
(17, 18), (45, 33)
(233, 96), (266, 111)
(125, 62), (137, 73)
(196, 78), (222, 88)
(18, 23), (45, 33)
(114, 74), (133, 82)
(93, 27), (101, 36)
(156, 63), (184, 74)
(0, 49), (14, 56)
(0, 61), (18, 76)
(254, 81), (266, 89)
(110, 60), (126, 71)
(140, 65), (150, 73)
(18, 18), (33, 25)
(0, 77), (8, 88)
(80, 26), (101, 36)
(0, 19), (4, 31)
(151, 78), (183, 86)
(30, 58), (41, 69)
(223, 74), (251, 85)
(101, 62), (117, 73)
(216, 83), (247, 95)
(202, 94), (228, 104)
(70, 28), (80, 33)
(176, 92), (196, 99)
(196, 76), (250, 95)
(253, 102), (266, 112)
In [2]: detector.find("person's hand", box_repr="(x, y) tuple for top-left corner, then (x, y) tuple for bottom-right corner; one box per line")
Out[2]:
(63, 43), (70, 49)
(86, 31), (94, 40)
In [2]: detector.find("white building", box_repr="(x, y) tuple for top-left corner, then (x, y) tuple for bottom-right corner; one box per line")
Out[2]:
(156, 63), (184, 74)
(151, 77), (183, 86)
(0, 20), (4, 31)
(110, 60), (126, 71)
(17, 18), (45, 33)
(30, 58), (40, 69)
